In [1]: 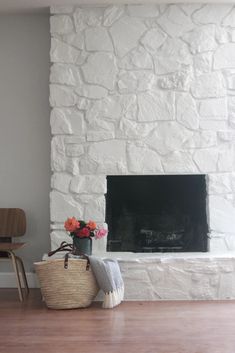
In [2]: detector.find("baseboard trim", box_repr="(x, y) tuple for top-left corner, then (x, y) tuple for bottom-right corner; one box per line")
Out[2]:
(0, 272), (39, 288)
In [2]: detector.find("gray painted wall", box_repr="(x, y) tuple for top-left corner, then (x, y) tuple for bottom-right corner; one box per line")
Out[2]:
(0, 14), (50, 272)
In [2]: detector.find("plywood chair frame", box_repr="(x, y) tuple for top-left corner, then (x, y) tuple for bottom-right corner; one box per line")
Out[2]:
(0, 208), (29, 301)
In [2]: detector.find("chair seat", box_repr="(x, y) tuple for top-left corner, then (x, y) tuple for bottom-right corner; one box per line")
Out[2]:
(0, 242), (26, 252)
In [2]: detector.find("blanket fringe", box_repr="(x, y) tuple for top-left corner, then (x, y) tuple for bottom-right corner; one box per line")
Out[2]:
(103, 285), (124, 309)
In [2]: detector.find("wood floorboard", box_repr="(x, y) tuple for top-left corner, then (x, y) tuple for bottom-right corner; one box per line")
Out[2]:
(1, 289), (235, 353)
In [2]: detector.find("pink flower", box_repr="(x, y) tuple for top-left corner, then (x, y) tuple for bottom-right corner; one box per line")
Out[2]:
(95, 227), (108, 239)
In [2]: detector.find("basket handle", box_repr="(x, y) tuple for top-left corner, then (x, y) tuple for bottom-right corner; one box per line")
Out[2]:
(64, 253), (90, 270)
(48, 241), (90, 270)
(48, 242), (73, 257)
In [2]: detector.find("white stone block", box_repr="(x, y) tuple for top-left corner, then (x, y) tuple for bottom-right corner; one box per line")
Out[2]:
(230, 29), (235, 42)
(118, 70), (155, 93)
(218, 131), (235, 142)
(208, 173), (232, 194)
(51, 136), (66, 172)
(162, 151), (198, 173)
(50, 108), (85, 135)
(226, 75), (235, 90)
(50, 85), (76, 107)
(127, 143), (163, 173)
(145, 123), (193, 155)
(217, 146), (234, 172)
(141, 28), (167, 53)
(92, 233), (108, 254)
(215, 27), (229, 44)
(51, 223), (65, 230)
(50, 191), (83, 222)
(87, 131), (115, 142)
(50, 231), (71, 251)
(138, 91), (175, 122)
(156, 264), (193, 300)
(63, 32), (84, 50)
(86, 94), (137, 122)
(79, 157), (98, 175)
(194, 149), (218, 172)
(122, 271), (157, 300)
(82, 52), (117, 90)
(118, 46), (153, 70)
(127, 5), (159, 17)
(209, 195), (235, 234)
(51, 172), (72, 194)
(199, 120), (228, 131)
(84, 196), (106, 222)
(76, 51), (88, 66)
(65, 158), (79, 176)
(85, 27), (113, 52)
(214, 44), (235, 70)
(51, 108), (71, 135)
(88, 140), (127, 174)
(193, 52), (212, 76)
(50, 15), (73, 35)
(184, 131), (217, 149)
(77, 97), (91, 111)
(70, 175), (107, 194)
(158, 67), (193, 92)
(157, 5), (194, 37)
(86, 119), (115, 135)
(191, 72), (226, 98)
(75, 83), (108, 99)
(51, 152), (66, 173)
(73, 7), (103, 32)
(66, 144), (84, 157)
(116, 120), (156, 140)
(179, 4), (205, 16)
(199, 98), (227, 119)
(228, 96), (235, 123)
(192, 5), (232, 25)
(103, 6), (124, 26)
(110, 16), (146, 58)
(176, 93), (199, 130)
(155, 38), (192, 75)
(50, 64), (81, 86)
(224, 235), (235, 251)
(50, 38), (79, 64)
(222, 7), (235, 27)
(64, 136), (85, 144)
(182, 25), (217, 54)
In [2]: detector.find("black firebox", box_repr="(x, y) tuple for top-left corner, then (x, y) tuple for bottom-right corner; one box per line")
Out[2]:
(106, 175), (208, 253)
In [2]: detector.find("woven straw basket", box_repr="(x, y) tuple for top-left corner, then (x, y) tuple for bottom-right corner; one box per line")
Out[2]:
(34, 258), (99, 310)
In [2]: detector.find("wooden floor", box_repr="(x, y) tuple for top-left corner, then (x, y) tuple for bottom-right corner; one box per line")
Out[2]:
(1, 289), (235, 353)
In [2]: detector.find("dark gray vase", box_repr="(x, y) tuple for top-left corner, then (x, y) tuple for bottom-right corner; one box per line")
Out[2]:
(73, 237), (92, 256)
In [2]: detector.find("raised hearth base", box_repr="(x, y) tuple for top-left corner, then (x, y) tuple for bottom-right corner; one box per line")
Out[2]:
(43, 252), (235, 300)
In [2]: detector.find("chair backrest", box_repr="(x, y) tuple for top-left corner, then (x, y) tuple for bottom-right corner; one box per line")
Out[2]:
(0, 208), (26, 238)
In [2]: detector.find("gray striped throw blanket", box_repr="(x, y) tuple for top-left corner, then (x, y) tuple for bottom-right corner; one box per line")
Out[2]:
(89, 256), (124, 309)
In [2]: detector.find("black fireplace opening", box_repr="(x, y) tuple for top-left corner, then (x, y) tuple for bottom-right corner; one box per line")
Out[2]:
(106, 175), (209, 253)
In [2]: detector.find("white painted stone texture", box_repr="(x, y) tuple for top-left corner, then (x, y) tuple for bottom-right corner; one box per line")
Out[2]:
(50, 5), (235, 299)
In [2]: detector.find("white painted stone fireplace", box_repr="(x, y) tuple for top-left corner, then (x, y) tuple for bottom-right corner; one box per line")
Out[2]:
(49, 3), (235, 300)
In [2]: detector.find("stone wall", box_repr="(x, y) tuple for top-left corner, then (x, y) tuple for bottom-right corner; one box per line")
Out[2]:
(50, 4), (235, 254)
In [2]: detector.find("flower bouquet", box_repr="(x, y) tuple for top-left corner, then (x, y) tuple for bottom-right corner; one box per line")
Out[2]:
(64, 217), (108, 255)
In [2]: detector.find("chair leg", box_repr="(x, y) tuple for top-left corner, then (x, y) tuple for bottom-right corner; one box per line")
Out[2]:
(16, 256), (29, 295)
(9, 251), (24, 302)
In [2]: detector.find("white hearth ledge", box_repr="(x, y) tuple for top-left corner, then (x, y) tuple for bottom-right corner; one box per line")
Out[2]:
(42, 252), (235, 300)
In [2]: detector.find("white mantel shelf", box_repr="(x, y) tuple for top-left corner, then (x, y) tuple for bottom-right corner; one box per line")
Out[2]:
(97, 251), (235, 262)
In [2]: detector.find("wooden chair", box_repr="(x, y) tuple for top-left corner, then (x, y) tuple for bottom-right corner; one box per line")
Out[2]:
(0, 208), (29, 301)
